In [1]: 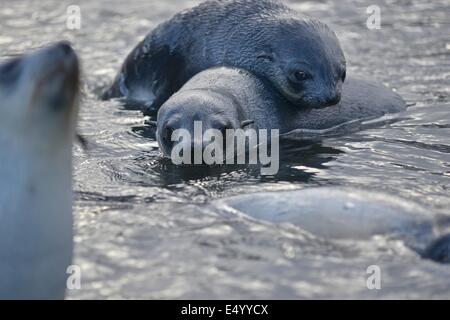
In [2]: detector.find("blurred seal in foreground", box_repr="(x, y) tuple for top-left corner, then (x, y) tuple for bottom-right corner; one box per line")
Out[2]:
(0, 42), (79, 299)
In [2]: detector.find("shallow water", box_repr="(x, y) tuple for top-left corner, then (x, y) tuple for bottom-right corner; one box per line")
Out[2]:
(1, 0), (449, 299)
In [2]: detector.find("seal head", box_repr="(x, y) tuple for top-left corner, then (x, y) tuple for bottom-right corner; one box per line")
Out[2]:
(224, 16), (346, 109)
(0, 41), (79, 144)
(156, 89), (245, 159)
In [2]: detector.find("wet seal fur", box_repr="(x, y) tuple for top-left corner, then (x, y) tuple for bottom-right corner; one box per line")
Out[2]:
(213, 187), (450, 263)
(156, 67), (406, 157)
(0, 42), (79, 299)
(103, 0), (346, 114)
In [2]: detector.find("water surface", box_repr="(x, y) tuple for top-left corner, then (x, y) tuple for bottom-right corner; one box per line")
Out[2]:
(1, 0), (449, 299)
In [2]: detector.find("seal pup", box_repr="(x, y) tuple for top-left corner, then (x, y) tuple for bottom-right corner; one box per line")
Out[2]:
(155, 67), (406, 158)
(103, 0), (346, 114)
(213, 187), (450, 263)
(0, 42), (80, 299)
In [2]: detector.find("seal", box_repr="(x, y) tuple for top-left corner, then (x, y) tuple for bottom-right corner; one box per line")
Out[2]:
(213, 187), (450, 263)
(155, 67), (406, 158)
(0, 42), (79, 299)
(103, 0), (346, 114)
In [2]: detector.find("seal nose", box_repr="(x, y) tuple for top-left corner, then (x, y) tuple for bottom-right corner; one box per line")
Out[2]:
(43, 41), (78, 80)
(51, 41), (78, 70)
(30, 42), (80, 113)
(325, 93), (341, 106)
(213, 121), (233, 138)
(56, 41), (74, 56)
(159, 119), (231, 163)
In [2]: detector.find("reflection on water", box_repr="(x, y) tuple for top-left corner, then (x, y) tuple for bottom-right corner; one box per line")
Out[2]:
(1, 0), (449, 298)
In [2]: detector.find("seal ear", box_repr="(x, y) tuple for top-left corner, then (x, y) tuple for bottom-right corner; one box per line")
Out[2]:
(256, 51), (274, 62)
(241, 120), (254, 128)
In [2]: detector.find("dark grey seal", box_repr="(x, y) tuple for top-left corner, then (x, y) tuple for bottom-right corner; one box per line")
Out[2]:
(213, 187), (450, 264)
(155, 67), (406, 157)
(103, 0), (346, 114)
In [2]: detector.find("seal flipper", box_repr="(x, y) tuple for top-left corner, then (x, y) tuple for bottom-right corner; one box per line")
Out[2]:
(103, 43), (187, 115)
(422, 234), (450, 263)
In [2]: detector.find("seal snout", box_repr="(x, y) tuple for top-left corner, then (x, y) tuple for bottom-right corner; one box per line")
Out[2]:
(280, 61), (344, 109)
(49, 41), (79, 82)
(29, 41), (80, 114)
(158, 116), (233, 156)
(324, 92), (341, 107)
(56, 41), (74, 55)
(37, 41), (79, 81)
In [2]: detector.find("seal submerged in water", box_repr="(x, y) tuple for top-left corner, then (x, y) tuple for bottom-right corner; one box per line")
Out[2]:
(103, 0), (346, 114)
(155, 67), (406, 158)
(0, 42), (80, 299)
(213, 187), (450, 263)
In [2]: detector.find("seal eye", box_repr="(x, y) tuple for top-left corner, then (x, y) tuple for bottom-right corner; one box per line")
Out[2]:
(288, 69), (309, 84)
(341, 70), (346, 82)
(294, 71), (307, 81)
(164, 126), (174, 143)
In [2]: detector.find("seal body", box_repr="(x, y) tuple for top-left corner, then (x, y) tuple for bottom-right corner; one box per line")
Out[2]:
(156, 67), (406, 157)
(213, 187), (450, 262)
(104, 0), (346, 113)
(0, 42), (79, 299)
